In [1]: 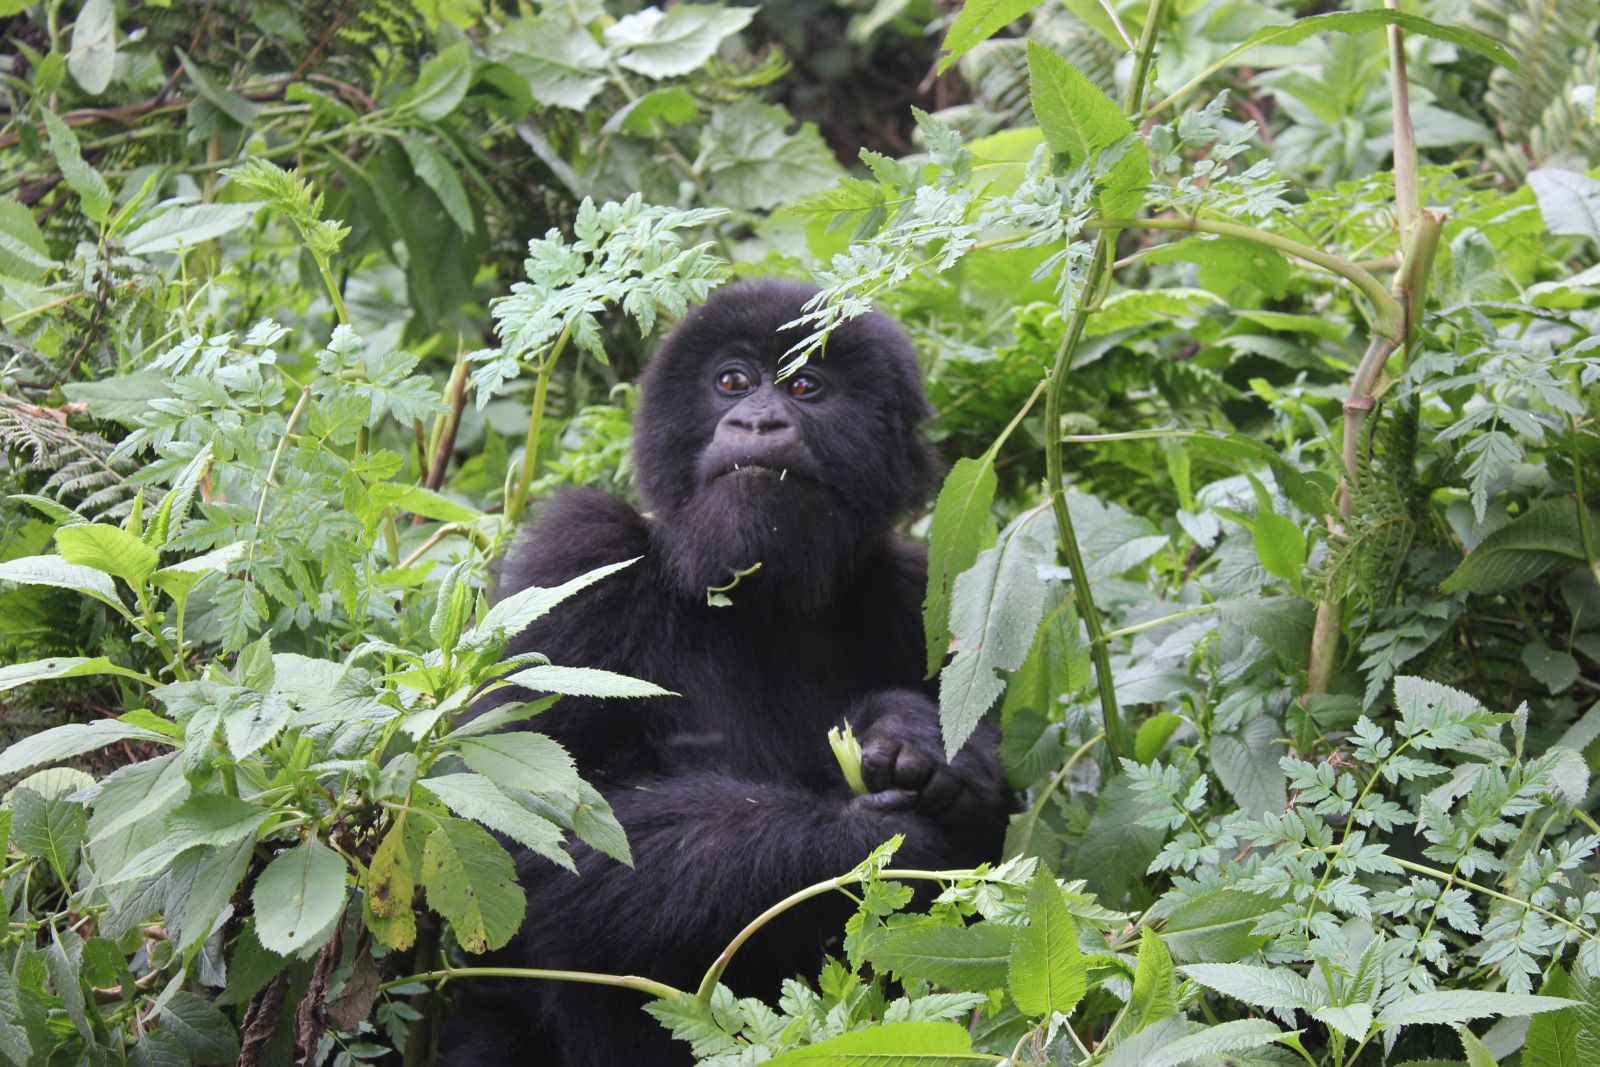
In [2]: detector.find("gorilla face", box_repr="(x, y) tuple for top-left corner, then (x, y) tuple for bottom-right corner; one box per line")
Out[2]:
(635, 280), (935, 613)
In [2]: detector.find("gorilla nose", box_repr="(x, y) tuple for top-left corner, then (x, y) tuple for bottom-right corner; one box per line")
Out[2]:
(724, 400), (795, 438)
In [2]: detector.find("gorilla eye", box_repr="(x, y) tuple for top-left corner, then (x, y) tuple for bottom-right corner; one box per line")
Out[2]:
(786, 374), (823, 399)
(716, 369), (754, 396)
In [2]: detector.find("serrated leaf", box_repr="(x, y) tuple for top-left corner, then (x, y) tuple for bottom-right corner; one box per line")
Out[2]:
(606, 5), (755, 79)
(420, 817), (525, 953)
(366, 824), (417, 950)
(1158, 889), (1277, 963)
(1209, 715), (1287, 818)
(42, 110), (112, 222)
(1128, 928), (1179, 1033)
(157, 991), (239, 1064)
(923, 456), (998, 678)
(1202, 11), (1515, 81)
(1102, 1018), (1287, 1067)
(0, 655), (151, 693)
(463, 557), (638, 651)
(504, 664), (674, 699)
(0, 719), (170, 777)
(939, 0), (1044, 73)
(10, 786), (87, 882)
(123, 202), (263, 255)
(1026, 40), (1149, 219)
(1441, 498), (1593, 594)
(251, 839), (348, 955)
(401, 135), (475, 235)
(1377, 991), (1575, 1028)
(422, 773), (576, 872)
(1010, 868), (1087, 1017)
(176, 47), (260, 126)
(1180, 963), (1324, 1013)
(67, 0), (116, 94)
(488, 17), (607, 111)
(763, 1021), (984, 1065)
(409, 41), (473, 121)
(454, 733), (581, 801)
(1313, 1004), (1373, 1042)
(1525, 967), (1582, 1067)
(56, 524), (159, 587)
(1524, 643), (1580, 694)
(0, 553), (127, 613)
(1530, 168), (1600, 244)
(865, 924), (1012, 990)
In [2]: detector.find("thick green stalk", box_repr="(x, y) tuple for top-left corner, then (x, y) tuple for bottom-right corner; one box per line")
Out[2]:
(379, 966), (684, 1001)
(506, 324), (570, 527)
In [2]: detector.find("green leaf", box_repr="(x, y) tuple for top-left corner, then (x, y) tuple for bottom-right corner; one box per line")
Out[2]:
(1530, 169), (1600, 245)
(401, 135), (475, 234)
(1202, 11), (1516, 82)
(1377, 992), (1576, 1028)
(422, 773), (576, 872)
(1026, 40), (1149, 219)
(940, 520), (1052, 757)
(1158, 889), (1276, 963)
(0, 655), (151, 693)
(503, 664), (674, 699)
(763, 1021), (984, 1065)
(923, 456), (998, 678)
(251, 839), (348, 955)
(939, 0), (1044, 73)
(488, 17), (608, 111)
(1010, 868), (1087, 1017)
(364, 482), (484, 524)
(163, 794), (272, 851)
(463, 557), (638, 651)
(1144, 237), (1290, 302)
(1524, 967), (1581, 1067)
(420, 817), (525, 953)
(1214, 596), (1314, 665)
(603, 87), (699, 135)
(606, 5), (755, 79)
(1313, 1004), (1373, 1042)
(66, 0), (116, 94)
(1441, 498), (1594, 594)
(10, 786), (87, 882)
(61, 370), (171, 425)
(1209, 715), (1287, 819)
(454, 733), (581, 801)
(122, 201), (262, 255)
(0, 969), (32, 1063)
(151, 542), (246, 601)
(573, 781), (632, 866)
(41, 110), (112, 222)
(1074, 773), (1166, 903)
(1127, 928), (1179, 1033)
(1135, 712), (1182, 764)
(409, 41), (473, 121)
(0, 719), (170, 777)
(1524, 643), (1580, 693)
(702, 100), (841, 211)
(1180, 962), (1324, 1013)
(865, 923), (1012, 990)
(1102, 1018), (1287, 1067)
(158, 991), (240, 1064)
(222, 691), (293, 758)
(55, 524), (159, 588)
(176, 47), (261, 127)
(1251, 510), (1306, 584)
(0, 196), (57, 280)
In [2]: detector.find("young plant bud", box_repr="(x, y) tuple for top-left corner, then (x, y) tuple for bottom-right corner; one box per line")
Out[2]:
(827, 721), (867, 796)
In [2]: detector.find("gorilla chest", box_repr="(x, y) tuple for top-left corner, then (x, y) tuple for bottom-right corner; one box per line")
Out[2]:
(652, 607), (897, 781)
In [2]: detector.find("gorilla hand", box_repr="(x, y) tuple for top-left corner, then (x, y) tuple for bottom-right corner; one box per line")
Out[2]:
(849, 689), (1011, 832)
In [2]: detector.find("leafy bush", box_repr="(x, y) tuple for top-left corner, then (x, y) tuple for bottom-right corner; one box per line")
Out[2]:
(2, 0), (1599, 1064)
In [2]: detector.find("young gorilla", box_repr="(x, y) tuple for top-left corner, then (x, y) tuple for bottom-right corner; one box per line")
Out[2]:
(440, 280), (1013, 1065)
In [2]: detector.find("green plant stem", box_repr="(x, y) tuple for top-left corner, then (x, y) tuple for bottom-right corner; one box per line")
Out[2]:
(1061, 428), (1197, 444)
(507, 325), (570, 526)
(315, 257), (349, 326)
(1384, 0), (1420, 244)
(1008, 731), (1106, 859)
(253, 385), (312, 538)
(695, 867), (984, 1002)
(1570, 415), (1600, 584)
(1101, 605), (1214, 642)
(1083, 218), (1402, 339)
(1122, 0), (1169, 114)
(378, 966), (684, 1001)
(1379, 854), (1600, 949)
(1044, 251), (1125, 763)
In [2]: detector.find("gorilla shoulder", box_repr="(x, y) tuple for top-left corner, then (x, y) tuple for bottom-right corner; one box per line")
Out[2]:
(492, 487), (650, 596)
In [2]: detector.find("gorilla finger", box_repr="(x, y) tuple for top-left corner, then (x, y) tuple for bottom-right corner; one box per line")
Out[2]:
(917, 768), (964, 816)
(853, 788), (918, 813)
(892, 745), (935, 790)
(860, 737), (902, 793)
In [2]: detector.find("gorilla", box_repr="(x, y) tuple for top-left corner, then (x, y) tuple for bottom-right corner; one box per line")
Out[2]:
(439, 280), (1013, 1065)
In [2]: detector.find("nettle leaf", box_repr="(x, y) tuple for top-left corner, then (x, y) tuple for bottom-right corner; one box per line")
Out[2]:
(55, 524), (158, 588)
(939, 516), (1052, 757)
(605, 5), (755, 79)
(0, 554), (127, 614)
(1026, 40), (1150, 219)
(1209, 714), (1288, 819)
(0, 655), (151, 693)
(123, 201), (262, 255)
(421, 773), (576, 872)
(923, 455), (999, 678)
(864, 923), (1012, 990)
(463, 557), (638, 651)
(42, 110), (112, 222)
(455, 732), (581, 803)
(1441, 498), (1594, 594)
(1524, 966), (1587, 1067)
(252, 839), (348, 955)
(488, 17), (607, 111)
(401, 135), (475, 234)
(409, 40), (473, 121)
(157, 991), (239, 1065)
(1377, 991), (1576, 1028)
(420, 816), (525, 953)
(1198, 10), (1515, 81)
(1127, 928), (1179, 1034)
(504, 664), (675, 699)
(1010, 869), (1087, 1018)
(1144, 237), (1290, 301)
(1101, 1018), (1287, 1067)
(0, 719), (171, 778)
(1157, 889), (1277, 963)
(10, 787), (87, 881)
(762, 1021), (982, 1064)
(1529, 168), (1600, 244)
(701, 100), (841, 211)
(1180, 963), (1324, 1014)
(939, 0), (1044, 72)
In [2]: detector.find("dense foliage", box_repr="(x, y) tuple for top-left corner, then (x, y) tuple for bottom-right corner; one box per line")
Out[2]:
(1, 0), (1598, 1064)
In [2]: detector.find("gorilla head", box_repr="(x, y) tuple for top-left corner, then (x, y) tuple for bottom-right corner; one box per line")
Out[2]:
(634, 280), (936, 614)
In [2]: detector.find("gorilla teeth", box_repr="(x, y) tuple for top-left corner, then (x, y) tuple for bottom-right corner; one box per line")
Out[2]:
(780, 469), (788, 481)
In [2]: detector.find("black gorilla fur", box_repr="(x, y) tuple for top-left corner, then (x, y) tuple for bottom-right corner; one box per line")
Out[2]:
(439, 280), (1013, 1065)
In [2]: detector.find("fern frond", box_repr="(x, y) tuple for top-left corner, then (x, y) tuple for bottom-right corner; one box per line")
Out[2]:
(1318, 403), (1424, 608)
(1471, 0), (1600, 178)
